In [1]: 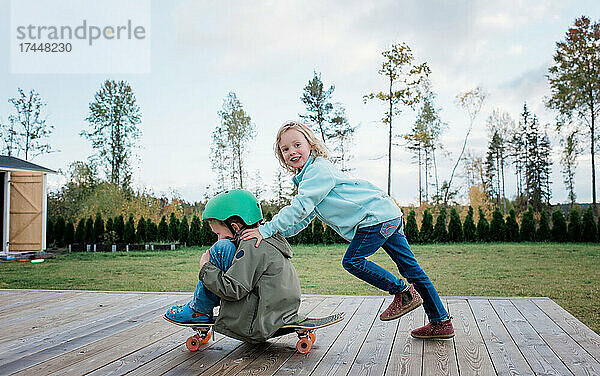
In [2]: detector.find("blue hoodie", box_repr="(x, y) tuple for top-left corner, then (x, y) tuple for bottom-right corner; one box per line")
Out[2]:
(259, 156), (402, 241)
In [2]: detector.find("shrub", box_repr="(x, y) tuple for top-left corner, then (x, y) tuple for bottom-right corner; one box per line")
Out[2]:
(404, 210), (419, 244)
(536, 210), (550, 242)
(447, 208), (463, 242)
(505, 209), (519, 242)
(433, 207), (448, 243)
(93, 213), (104, 243)
(476, 207), (490, 242)
(551, 209), (567, 242)
(189, 215), (202, 246)
(179, 216), (190, 245)
(462, 206), (476, 242)
(158, 215), (168, 242)
(520, 207), (536, 241)
(124, 214), (136, 243)
(582, 206), (597, 242)
(75, 218), (86, 243)
(489, 207), (506, 242)
(312, 220), (324, 244)
(265, 211), (273, 221)
(136, 216), (147, 243)
(84, 216), (94, 243)
(146, 219), (158, 243)
(567, 208), (582, 242)
(420, 209), (434, 243)
(115, 215), (125, 243)
(168, 213), (179, 242)
(64, 220), (75, 246)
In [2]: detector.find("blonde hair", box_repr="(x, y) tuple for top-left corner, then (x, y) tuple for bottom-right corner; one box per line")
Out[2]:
(275, 121), (329, 173)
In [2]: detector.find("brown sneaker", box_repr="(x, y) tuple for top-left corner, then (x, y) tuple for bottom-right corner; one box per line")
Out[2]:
(410, 317), (455, 339)
(380, 283), (423, 321)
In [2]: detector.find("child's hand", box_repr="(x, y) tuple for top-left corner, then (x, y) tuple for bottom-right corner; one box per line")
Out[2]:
(241, 228), (263, 247)
(199, 249), (211, 269)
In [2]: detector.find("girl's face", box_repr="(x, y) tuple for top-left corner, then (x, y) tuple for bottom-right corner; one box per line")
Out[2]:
(279, 129), (311, 170)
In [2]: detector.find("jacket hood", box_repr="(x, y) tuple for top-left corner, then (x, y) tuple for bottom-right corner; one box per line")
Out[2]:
(233, 230), (293, 259)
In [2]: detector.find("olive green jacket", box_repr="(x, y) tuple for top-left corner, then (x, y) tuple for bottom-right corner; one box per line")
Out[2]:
(199, 232), (303, 343)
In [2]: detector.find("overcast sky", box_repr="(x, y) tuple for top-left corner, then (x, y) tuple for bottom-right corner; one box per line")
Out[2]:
(1, 0), (599, 206)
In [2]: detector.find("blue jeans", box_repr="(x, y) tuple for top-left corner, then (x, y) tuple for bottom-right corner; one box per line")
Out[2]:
(189, 239), (236, 314)
(342, 218), (449, 322)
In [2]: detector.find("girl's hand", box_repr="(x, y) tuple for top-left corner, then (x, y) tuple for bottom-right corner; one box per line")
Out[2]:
(199, 249), (211, 269)
(241, 228), (263, 247)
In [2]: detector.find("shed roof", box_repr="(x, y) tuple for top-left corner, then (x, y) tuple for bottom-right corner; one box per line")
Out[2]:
(0, 156), (56, 174)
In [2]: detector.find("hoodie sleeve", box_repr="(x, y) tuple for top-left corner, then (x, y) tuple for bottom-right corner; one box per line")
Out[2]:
(199, 241), (268, 301)
(258, 162), (335, 239)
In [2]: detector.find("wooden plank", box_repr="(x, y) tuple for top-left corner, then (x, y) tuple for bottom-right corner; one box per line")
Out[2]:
(0, 293), (160, 359)
(271, 295), (365, 376)
(513, 299), (600, 376)
(0, 289), (66, 309)
(231, 295), (348, 376)
(447, 299), (495, 376)
(166, 295), (329, 376)
(491, 299), (573, 375)
(346, 296), (398, 376)
(534, 299), (600, 364)
(304, 297), (385, 376)
(0, 294), (179, 375)
(469, 299), (533, 376)
(422, 299), (459, 376)
(11, 313), (185, 375)
(385, 303), (425, 376)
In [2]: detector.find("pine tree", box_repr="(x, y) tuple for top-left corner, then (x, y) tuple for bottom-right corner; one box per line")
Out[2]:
(136, 216), (147, 243)
(105, 217), (114, 243)
(581, 207), (597, 242)
(47, 218), (55, 248)
(447, 208), (463, 242)
(433, 207), (448, 243)
(312, 220), (324, 244)
(75, 218), (86, 243)
(404, 210), (419, 243)
(54, 216), (65, 247)
(567, 208), (582, 242)
(323, 225), (335, 244)
(476, 207), (490, 242)
(146, 219), (158, 243)
(84, 216), (94, 243)
(158, 215), (168, 242)
(489, 207), (506, 242)
(168, 213), (179, 242)
(189, 215), (202, 246)
(64, 220), (75, 246)
(124, 214), (135, 243)
(462, 206), (477, 242)
(551, 209), (567, 242)
(93, 212), (104, 243)
(201, 219), (216, 246)
(520, 207), (536, 241)
(115, 215), (125, 243)
(537, 210), (551, 242)
(505, 209), (520, 242)
(179, 216), (190, 245)
(420, 209), (434, 243)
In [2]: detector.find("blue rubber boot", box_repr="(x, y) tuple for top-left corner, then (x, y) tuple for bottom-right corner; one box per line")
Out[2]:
(165, 302), (214, 324)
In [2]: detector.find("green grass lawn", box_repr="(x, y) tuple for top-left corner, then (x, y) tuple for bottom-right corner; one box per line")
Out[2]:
(1, 242), (598, 334)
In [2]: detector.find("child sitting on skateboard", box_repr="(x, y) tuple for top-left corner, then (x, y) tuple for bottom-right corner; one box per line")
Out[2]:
(165, 189), (304, 343)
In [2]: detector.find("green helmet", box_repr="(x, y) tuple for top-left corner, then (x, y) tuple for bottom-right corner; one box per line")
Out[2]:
(202, 189), (263, 225)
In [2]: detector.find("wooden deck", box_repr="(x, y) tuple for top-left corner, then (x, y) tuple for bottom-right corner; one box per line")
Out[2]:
(1, 290), (599, 375)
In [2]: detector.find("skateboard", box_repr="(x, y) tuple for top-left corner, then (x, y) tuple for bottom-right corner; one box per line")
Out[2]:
(164, 312), (345, 354)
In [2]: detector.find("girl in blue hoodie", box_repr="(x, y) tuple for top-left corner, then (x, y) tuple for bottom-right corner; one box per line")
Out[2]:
(241, 121), (454, 339)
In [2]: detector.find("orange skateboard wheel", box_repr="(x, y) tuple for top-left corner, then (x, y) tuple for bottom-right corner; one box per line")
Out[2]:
(186, 334), (201, 351)
(308, 332), (316, 344)
(296, 337), (312, 354)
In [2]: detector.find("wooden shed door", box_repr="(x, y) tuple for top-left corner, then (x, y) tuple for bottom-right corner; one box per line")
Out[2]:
(9, 172), (43, 252)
